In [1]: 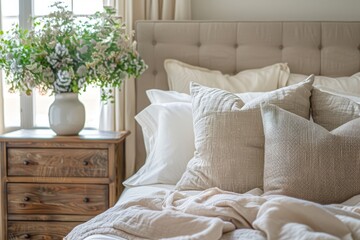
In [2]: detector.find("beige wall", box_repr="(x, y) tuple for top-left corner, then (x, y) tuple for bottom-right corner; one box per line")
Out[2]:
(192, 0), (360, 21)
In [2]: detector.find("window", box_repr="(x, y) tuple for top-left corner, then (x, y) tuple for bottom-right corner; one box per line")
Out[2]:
(1, 0), (103, 131)
(1, 0), (20, 130)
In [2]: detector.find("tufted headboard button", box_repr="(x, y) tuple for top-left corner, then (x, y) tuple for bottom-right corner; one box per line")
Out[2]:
(279, 45), (283, 50)
(234, 43), (238, 48)
(318, 44), (322, 50)
(152, 40), (157, 46)
(197, 42), (201, 47)
(153, 70), (158, 75)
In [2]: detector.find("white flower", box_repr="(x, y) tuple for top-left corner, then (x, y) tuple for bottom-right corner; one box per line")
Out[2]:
(46, 52), (59, 67)
(97, 65), (106, 76)
(57, 70), (71, 84)
(54, 70), (72, 93)
(54, 83), (68, 93)
(48, 41), (57, 48)
(26, 63), (38, 71)
(77, 77), (86, 89)
(76, 65), (87, 77)
(23, 71), (35, 88)
(55, 43), (69, 57)
(10, 59), (23, 74)
(63, 57), (73, 65)
(6, 53), (14, 60)
(43, 67), (54, 80)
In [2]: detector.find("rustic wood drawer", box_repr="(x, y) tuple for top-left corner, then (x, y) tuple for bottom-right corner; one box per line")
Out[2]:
(8, 221), (81, 240)
(7, 183), (109, 215)
(7, 148), (108, 177)
(0, 129), (129, 239)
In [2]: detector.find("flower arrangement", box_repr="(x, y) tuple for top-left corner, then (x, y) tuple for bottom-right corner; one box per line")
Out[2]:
(0, 2), (147, 101)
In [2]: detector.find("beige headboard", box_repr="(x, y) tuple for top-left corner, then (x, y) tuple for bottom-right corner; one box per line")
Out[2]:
(135, 21), (360, 169)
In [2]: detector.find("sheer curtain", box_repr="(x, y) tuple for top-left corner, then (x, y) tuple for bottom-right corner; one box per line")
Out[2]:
(0, 73), (4, 135)
(132, 0), (192, 24)
(100, 0), (191, 178)
(0, 2), (4, 135)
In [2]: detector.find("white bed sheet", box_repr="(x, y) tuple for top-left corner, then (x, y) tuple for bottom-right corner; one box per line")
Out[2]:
(84, 184), (177, 240)
(116, 184), (176, 204)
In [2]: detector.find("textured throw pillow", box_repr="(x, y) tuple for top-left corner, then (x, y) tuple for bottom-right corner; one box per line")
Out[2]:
(176, 76), (314, 193)
(285, 72), (360, 96)
(261, 104), (360, 204)
(311, 88), (360, 131)
(165, 59), (290, 94)
(125, 90), (266, 187)
(313, 86), (360, 103)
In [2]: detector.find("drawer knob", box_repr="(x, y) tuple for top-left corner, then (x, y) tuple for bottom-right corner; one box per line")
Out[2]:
(23, 234), (30, 239)
(23, 196), (30, 202)
(23, 160), (30, 165)
(83, 160), (89, 166)
(83, 197), (90, 203)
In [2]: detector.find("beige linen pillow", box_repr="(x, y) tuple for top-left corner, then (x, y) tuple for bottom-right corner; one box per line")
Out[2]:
(261, 104), (360, 204)
(176, 75), (314, 193)
(165, 59), (290, 94)
(285, 72), (360, 96)
(311, 88), (360, 131)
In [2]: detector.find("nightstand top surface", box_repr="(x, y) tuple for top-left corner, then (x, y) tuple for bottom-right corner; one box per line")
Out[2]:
(0, 129), (129, 143)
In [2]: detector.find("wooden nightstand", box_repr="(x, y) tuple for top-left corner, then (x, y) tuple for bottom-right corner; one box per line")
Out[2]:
(0, 129), (129, 240)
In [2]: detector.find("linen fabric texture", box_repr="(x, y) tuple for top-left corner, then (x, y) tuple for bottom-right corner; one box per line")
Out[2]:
(261, 104), (360, 204)
(176, 76), (314, 193)
(286, 72), (360, 96)
(311, 88), (360, 131)
(124, 90), (265, 187)
(165, 59), (290, 94)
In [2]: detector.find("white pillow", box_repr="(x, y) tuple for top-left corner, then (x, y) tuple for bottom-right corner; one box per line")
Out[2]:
(146, 89), (191, 103)
(286, 72), (360, 96)
(147, 89), (265, 104)
(124, 89), (265, 187)
(123, 102), (194, 187)
(165, 59), (290, 94)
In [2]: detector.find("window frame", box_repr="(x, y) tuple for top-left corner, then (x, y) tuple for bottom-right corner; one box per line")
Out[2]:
(19, 0), (34, 129)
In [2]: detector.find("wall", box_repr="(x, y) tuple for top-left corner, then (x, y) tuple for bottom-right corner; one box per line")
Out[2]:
(192, 0), (360, 21)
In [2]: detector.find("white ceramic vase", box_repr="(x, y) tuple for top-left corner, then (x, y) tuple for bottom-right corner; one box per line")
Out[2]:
(48, 93), (85, 136)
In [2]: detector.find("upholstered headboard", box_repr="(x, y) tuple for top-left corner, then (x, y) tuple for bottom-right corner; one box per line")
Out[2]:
(135, 21), (360, 169)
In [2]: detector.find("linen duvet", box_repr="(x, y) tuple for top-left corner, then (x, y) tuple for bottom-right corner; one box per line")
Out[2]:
(66, 187), (360, 240)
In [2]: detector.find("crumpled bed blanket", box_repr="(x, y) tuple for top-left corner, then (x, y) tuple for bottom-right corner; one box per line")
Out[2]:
(65, 188), (360, 240)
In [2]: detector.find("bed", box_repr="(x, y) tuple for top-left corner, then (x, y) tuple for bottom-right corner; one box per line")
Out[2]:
(65, 21), (360, 239)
